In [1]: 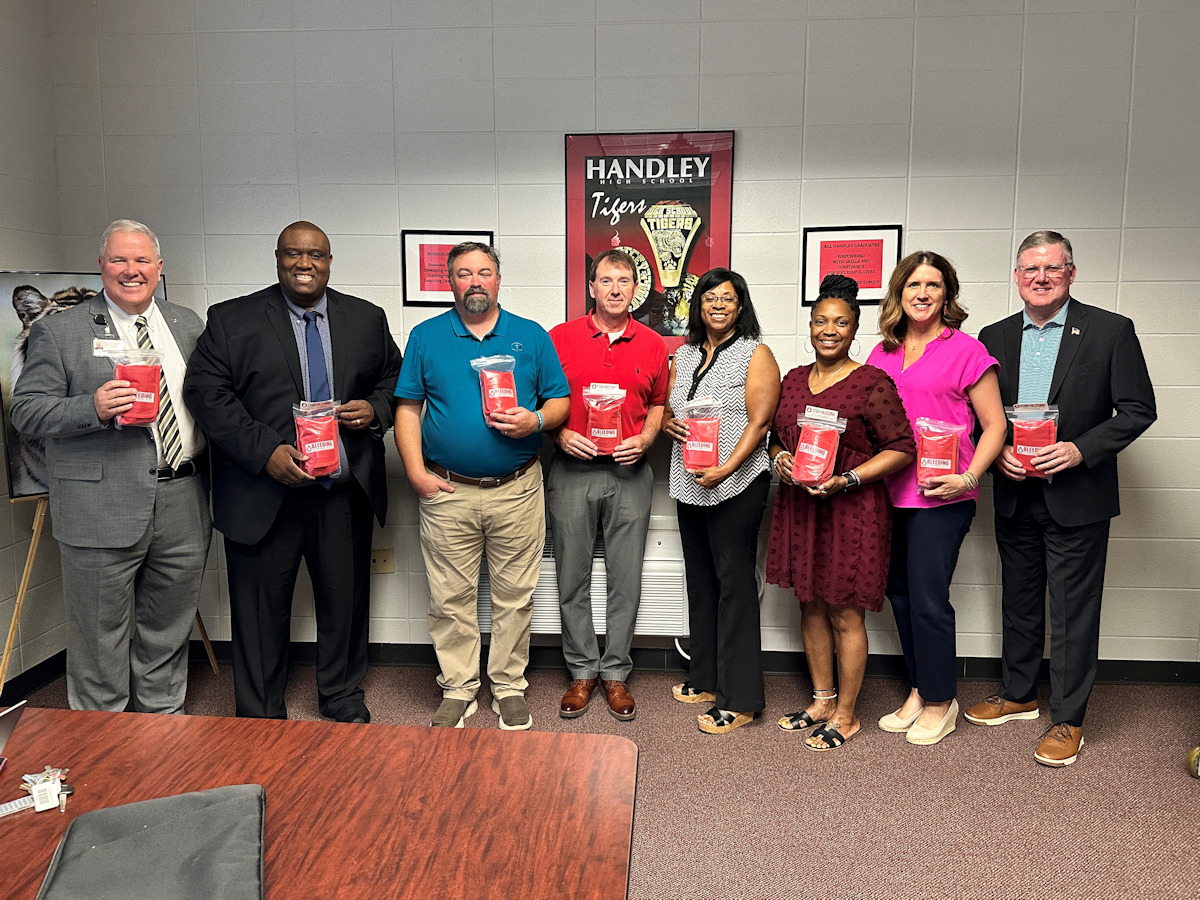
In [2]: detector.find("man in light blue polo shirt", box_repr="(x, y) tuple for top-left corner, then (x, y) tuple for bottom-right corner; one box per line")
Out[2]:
(395, 242), (569, 730)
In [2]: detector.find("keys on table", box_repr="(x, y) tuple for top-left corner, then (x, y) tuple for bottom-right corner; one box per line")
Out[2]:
(1, 766), (75, 816)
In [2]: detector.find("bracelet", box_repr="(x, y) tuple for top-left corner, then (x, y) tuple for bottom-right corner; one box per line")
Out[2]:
(534, 410), (544, 433)
(962, 471), (979, 490)
(771, 450), (787, 466)
(841, 470), (861, 493)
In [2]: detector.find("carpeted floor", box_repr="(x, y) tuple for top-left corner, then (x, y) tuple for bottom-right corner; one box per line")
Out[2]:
(26, 666), (1200, 899)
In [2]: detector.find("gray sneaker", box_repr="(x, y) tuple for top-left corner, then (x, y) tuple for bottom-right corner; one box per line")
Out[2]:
(491, 695), (532, 731)
(431, 698), (477, 728)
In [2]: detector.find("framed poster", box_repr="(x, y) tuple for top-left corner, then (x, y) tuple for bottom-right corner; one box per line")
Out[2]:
(566, 131), (734, 354)
(0, 272), (168, 499)
(402, 230), (494, 307)
(801, 225), (903, 306)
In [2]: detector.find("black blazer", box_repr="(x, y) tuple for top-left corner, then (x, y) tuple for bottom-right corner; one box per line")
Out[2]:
(183, 285), (403, 545)
(979, 299), (1156, 527)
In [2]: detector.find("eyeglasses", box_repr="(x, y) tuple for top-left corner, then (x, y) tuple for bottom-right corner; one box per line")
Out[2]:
(1016, 264), (1072, 280)
(701, 293), (738, 305)
(595, 277), (633, 289)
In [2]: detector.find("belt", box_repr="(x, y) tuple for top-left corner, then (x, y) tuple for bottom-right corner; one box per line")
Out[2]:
(424, 455), (537, 488)
(156, 460), (199, 481)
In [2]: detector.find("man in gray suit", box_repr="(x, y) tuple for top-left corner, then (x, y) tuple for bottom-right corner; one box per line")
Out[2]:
(12, 220), (211, 713)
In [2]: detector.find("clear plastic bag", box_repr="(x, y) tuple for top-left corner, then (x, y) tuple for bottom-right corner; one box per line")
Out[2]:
(1006, 403), (1060, 479)
(582, 384), (626, 455)
(679, 397), (721, 469)
(110, 348), (162, 427)
(470, 354), (517, 427)
(915, 417), (969, 490)
(293, 398), (342, 478)
(792, 414), (848, 488)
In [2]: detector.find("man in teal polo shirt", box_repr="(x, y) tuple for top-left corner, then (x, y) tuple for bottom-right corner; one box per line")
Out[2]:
(394, 242), (569, 730)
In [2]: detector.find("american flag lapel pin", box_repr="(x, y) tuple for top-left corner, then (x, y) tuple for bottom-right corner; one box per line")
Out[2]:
(1071, 327), (1080, 335)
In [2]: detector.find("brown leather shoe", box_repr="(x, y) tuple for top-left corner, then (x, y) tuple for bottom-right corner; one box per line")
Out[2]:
(964, 695), (1039, 726)
(1035, 723), (1084, 767)
(601, 679), (636, 721)
(559, 679), (597, 718)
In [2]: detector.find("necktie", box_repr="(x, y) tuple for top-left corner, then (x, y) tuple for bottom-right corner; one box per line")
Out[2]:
(135, 316), (183, 470)
(303, 311), (330, 402)
(302, 310), (334, 489)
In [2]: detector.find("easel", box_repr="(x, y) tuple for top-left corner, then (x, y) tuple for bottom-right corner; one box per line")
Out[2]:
(0, 494), (219, 692)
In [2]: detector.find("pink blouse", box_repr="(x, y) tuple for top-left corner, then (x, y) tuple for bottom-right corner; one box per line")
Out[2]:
(866, 328), (999, 509)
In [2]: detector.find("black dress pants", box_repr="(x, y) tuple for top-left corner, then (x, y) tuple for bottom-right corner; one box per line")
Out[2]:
(676, 472), (770, 712)
(225, 481), (374, 719)
(994, 479), (1110, 727)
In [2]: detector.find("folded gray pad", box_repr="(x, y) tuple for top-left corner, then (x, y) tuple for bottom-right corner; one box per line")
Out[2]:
(36, 783), (265, 900)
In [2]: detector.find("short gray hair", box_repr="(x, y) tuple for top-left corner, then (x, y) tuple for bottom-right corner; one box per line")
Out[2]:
(1016, 230), (1073, 266)
(446, 241), (500, 280)
(100, 219), (161, 259)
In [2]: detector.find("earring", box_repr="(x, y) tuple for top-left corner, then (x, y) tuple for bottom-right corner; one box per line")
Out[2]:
(850, 339), (861, 358)
(802, 341), (814, 355)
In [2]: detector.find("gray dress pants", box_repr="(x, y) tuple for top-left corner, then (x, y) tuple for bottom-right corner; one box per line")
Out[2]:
(546, 452), (653, 681)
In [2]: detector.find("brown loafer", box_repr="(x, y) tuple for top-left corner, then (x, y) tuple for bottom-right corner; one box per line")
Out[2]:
(964, 695), (1039, 726)
(601, 679), (636, 721)
(1035, 723), (1084, 767)
(559, 678), (597, 718)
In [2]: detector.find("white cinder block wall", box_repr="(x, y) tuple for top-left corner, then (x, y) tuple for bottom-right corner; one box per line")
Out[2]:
(0, 0), (66, 680)
(1, 0), (1197, 681)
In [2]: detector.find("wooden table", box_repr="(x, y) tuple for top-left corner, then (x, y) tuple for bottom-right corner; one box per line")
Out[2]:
(1, 708), (637, 899)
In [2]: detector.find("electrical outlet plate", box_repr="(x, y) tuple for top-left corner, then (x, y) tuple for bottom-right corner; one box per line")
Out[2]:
(370, 548), (394, 574)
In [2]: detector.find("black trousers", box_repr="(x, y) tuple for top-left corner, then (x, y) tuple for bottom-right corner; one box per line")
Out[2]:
(887, 501), (976, 704)
(676, 472), (770, 712)
(225, 481), (374, 719)
(994, 480), (1110, 727)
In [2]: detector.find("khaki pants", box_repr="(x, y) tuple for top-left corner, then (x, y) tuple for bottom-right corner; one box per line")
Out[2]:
(419, 459), (544, 700)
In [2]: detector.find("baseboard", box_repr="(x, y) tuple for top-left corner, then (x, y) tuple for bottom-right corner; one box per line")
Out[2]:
(0, 650), (67, 705)
(8, 642), (1198, 706)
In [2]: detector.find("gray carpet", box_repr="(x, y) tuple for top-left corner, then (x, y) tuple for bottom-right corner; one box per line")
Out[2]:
(26, 667), (1200, 899)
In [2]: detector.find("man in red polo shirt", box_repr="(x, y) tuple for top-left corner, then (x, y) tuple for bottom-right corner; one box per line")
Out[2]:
(548, 249), (670, 721)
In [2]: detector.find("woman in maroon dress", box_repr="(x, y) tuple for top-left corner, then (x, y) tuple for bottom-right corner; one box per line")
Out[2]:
(766, 274), (915, 751)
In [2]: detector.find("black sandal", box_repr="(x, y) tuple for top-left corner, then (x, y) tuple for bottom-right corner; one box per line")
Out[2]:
(698, 706), (756, 735)
(778, 709), (825, 732)
(805, 721), (860, 752)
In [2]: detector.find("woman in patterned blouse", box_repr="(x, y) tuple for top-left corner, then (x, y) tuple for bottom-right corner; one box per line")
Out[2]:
(662, 268), (780, 735)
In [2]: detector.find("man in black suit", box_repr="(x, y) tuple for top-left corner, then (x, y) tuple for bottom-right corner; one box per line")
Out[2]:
(184, 221), (402, 723)
(965, 230), (1156, 767)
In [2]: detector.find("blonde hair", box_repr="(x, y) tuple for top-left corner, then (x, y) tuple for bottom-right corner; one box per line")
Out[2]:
(877, 251), (967, 352)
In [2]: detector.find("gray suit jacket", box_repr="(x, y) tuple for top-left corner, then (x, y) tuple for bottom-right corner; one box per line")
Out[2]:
(11, 293), (205, 548)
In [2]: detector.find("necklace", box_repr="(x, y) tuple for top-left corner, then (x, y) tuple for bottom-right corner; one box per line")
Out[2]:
(811, 358), (848, 385)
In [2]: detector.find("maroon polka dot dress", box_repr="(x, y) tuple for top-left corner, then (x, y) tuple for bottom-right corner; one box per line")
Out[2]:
(766, 364), (915, 611)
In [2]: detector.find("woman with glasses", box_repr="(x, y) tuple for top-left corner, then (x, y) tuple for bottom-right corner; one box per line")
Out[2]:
(766, 274), (915, 751)
(662, 268), (780, 734)
(865, 251), (1006, 745)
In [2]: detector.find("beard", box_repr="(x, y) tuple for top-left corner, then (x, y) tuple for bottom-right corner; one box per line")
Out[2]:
(463, 290), (492, 314)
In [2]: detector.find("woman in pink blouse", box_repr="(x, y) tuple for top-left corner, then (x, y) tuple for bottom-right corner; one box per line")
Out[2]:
(866, 251), (1006, 746)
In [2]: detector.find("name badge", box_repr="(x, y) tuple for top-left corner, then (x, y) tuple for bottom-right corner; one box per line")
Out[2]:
(804, 405), (839, 423)
(93, 338), (123, 357)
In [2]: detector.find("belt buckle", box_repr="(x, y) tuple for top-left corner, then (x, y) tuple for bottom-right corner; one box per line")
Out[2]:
(477, 475), (501, 488)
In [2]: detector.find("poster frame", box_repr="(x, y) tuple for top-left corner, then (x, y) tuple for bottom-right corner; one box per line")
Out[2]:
(565, 130), (735, 354)
(401, 229), (495, 307)
(801, 224), (903, 307)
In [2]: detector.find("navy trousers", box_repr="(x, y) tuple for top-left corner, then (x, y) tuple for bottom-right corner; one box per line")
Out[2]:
(887, 500), (976, 703)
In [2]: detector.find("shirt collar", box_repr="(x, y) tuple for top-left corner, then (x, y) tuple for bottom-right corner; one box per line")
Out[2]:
(283, 292), (328, 321)
(104, 292), (158, 328)
(1022, 298), (1070, 330)
(587, 311), (631, 341)
(450, 305), (508, 339)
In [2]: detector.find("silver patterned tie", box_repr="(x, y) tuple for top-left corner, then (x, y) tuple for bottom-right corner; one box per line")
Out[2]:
(135, 315), (183, 470)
